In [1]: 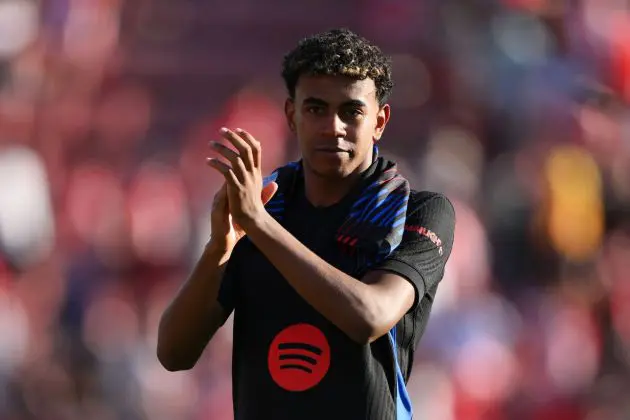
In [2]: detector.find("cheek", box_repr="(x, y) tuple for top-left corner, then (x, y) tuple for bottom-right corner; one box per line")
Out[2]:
(295, 119), (313, 137)
(295, 113), (314, 130)
(353, 119), (377, 140)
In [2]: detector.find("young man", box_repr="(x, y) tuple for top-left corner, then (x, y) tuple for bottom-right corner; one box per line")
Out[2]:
(157, 29), (456, 420)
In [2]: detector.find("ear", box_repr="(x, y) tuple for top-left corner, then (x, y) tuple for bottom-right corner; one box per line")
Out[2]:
(284, 98), (296, 133)
(373, 104), (390, 142)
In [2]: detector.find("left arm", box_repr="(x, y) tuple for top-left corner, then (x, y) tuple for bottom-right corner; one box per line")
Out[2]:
(244, 191), (457, 344)
(244, 212), (415, 344)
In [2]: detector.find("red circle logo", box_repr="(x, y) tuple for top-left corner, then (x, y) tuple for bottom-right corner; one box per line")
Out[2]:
(268, 324), (331, 392)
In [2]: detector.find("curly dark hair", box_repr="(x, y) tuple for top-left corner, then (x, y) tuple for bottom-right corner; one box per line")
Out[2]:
(281, 28), (393, 106)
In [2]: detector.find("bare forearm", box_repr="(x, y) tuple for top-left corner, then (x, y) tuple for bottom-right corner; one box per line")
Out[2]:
(245, 215), (379, 343)
(157, 245), (230, 371)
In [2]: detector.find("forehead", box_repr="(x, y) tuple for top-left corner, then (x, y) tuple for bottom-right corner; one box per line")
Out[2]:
(294, 75), (378, 105)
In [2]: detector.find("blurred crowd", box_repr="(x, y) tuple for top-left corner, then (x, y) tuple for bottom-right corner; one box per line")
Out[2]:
(0, 0), (629, 419)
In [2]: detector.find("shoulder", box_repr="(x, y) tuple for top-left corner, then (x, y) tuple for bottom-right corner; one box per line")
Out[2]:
(398, 190), (456, 256)
(406, 190), (456, 221)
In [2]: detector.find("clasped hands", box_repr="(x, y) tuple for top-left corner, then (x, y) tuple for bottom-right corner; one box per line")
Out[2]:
(207, 127), (278, 253)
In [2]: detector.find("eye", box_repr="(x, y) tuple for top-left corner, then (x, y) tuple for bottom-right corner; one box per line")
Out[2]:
(306, 106), (324, 115)
(343, 108), (363, 119)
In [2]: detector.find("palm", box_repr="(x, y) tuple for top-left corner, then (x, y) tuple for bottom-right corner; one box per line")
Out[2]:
(228, 214), (246, 243)
(210, 182), (277, 252)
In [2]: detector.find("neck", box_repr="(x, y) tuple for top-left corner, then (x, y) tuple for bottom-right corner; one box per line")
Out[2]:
(302, 154), (374, 207)
(303, 169), (362, 207)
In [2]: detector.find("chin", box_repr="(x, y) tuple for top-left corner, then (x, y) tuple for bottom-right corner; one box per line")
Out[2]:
(305, 156), (354, 179)
(315, 166), (350, 179)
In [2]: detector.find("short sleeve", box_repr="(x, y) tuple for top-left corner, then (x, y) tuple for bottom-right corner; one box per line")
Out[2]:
(372, 192), (456, 311)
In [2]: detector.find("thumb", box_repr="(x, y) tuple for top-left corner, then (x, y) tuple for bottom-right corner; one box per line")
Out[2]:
(212, 183), (228, 209)
(261, 181), (278, 205)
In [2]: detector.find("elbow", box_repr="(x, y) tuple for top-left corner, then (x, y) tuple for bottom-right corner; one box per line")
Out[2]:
(346, 323), (382, 345)
(156, 320), (195, 372)
(346, 282), (416, 344)
(157, 341), (195, 372)
(159, 360), (195, 372)
(346, 309), (388, 345)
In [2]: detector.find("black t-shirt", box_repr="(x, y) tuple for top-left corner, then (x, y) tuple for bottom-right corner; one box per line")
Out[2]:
(218, 164), (455, 420)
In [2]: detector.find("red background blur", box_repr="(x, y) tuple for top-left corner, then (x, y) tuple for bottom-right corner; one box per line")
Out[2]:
(0, 1), (629, 419)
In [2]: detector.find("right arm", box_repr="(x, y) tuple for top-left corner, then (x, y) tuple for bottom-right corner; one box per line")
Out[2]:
(156, 244), (232, 371)
(157, 182), (236, 372)
(156, 176), (278, 372)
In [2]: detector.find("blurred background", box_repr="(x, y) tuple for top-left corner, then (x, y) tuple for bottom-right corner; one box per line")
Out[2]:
(0, 0), (629, 419)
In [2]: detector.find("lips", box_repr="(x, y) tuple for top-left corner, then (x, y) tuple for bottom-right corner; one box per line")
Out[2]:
(315, 147), (348, 153)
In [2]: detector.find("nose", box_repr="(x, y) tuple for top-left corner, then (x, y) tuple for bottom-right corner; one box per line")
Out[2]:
(321, 113), (346, 138)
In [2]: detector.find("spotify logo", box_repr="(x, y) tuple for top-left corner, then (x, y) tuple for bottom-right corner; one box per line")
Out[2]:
(268, 324), (331, 391)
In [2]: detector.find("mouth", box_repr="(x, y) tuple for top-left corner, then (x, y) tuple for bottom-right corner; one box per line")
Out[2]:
(315, 147), (349, 153)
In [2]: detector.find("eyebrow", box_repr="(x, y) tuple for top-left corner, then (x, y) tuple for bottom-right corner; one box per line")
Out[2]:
(302, 97), (368, 108)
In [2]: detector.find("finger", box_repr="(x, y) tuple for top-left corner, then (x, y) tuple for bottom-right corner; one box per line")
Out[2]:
(220, 128), (254, 171)
(207, 158), (240, 185)
(212, 183), (228, 206)
(209, 141), (245, 181)
(209, 141), (240, 162)
(235, 128), (261, 168)
(207, 157), (231, 175)
(211, 184), (230, 224)
(233, 154), (248, 183)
